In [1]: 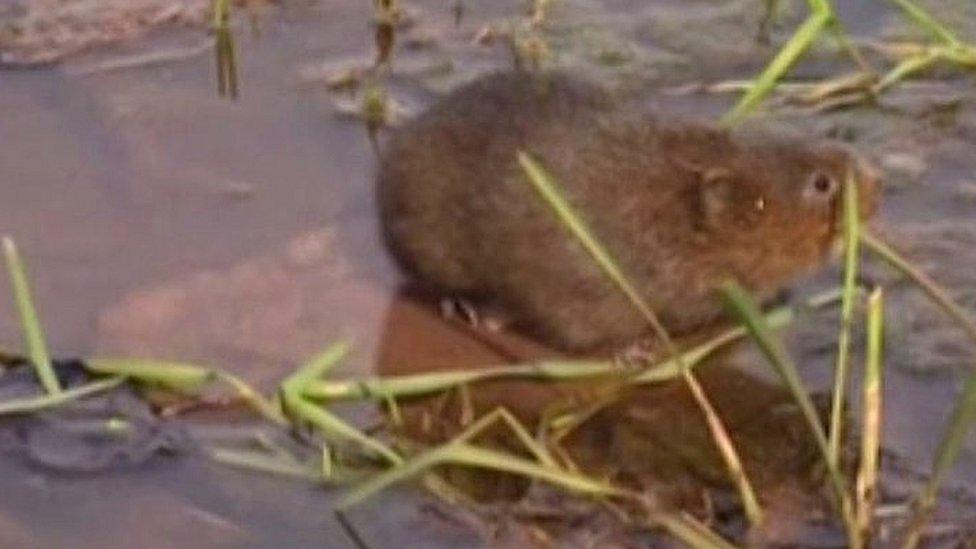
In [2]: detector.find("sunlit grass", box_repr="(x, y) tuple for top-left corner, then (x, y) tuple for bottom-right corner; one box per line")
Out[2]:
(208, 446), (330, 483)
(337, 406), (627, 509)
(903, 373), (976, 548)
(855, 287), (884, 544)
(723, 0), (975, 121)
(86, 357), (216, 393)
(829, 174), (863, 470)
(212, 0), (239, 99)
(3, 237), (61, 395)
(722, 0), (838, 125)
(303, 303), (800, 402)
(862, 231), (976, 345)
(872, 0), (976, 94)
(280, 342), (402, 466)
(859, 232), (976, 547)
(0, 377), (125, 415)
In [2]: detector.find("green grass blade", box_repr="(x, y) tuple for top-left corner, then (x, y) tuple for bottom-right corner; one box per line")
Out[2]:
(211, 0), (239, 99)
(681, 368), (765, 526)
(827, 18), (874, 73)
(888, 0), (961, 46)
(337, 442), (624, 510)
(321, 444), (334, 479)
(454, 407), (558, 469)
(517, 152), (658, 327)
(86, 357), (215, 392)
(903, 372), (976, 548)
(338, 404), (624, 510)
(211, 0), (229, 28)
(207, 447), (329, 483)
(631, 302), (808, 382)
(446, 443), (627, 496)
(3, 237), (61, 395)
(944, 45), (976, 66)
(0, 376), (125, 415)
(283, 394), (401, 466)
(720, 280), (856, 541)
(337, 446), (451, 509)
(281, 341), (396, 465)
(860, 231), (976, 547)
(721, 281), (831, 455)
(874, 50), (940, 93)
(222, 28), (238, 99)
(304, 297), (823, 402)
(722, 0), (833, 125)
(281, 341), (350, 396)
(829, 174), (862, 468)
(308, 360), (656, 401)
(861, 231), (976, 345)
(215, 371), (288, 425)
(856, 288), (884, 543)
(304, 359), (612, 401)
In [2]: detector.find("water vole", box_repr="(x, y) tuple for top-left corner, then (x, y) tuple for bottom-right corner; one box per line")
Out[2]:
(378, 71), (881, 353)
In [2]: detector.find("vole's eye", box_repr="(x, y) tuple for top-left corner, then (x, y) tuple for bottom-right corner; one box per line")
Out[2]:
(805, 171), (838, 201)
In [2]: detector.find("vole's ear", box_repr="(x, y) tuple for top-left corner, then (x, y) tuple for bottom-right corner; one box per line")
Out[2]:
(692, 168), (734, 232)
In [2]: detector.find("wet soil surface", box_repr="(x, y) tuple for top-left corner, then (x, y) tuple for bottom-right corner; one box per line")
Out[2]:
(2, 0), (976, 546)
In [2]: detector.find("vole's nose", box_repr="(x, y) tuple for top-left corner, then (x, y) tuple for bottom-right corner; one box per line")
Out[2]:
(854, 156), (882, 220)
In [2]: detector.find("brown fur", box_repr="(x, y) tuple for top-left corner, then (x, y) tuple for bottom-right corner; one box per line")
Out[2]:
(377, 71), (881, 353)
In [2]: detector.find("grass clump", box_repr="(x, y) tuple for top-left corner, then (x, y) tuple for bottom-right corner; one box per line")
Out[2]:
(723, 0), (976, 122)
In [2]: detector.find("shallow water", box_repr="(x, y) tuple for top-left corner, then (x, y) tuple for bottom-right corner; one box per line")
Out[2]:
(1, 0), (976, 546)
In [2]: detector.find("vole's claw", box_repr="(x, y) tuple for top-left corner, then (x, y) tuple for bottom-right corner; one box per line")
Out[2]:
(439, 297), (508, 332)
(439, 297), (482, 328)
(614, 340), (659, 371)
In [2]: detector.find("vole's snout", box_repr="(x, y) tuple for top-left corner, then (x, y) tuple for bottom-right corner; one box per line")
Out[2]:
(852, 156), (882, 221)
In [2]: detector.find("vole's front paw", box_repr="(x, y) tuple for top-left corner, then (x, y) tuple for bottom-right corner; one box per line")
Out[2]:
(439, 297), (509, 332)
(614, 339), (663, 370)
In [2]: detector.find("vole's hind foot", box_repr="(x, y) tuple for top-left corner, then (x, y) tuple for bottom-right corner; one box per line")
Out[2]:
(439, 297), (510, 332)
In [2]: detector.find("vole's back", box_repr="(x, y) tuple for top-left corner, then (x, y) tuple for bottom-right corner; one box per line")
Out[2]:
(379, 72), (623, 292)
(378, 71), (875, 352)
